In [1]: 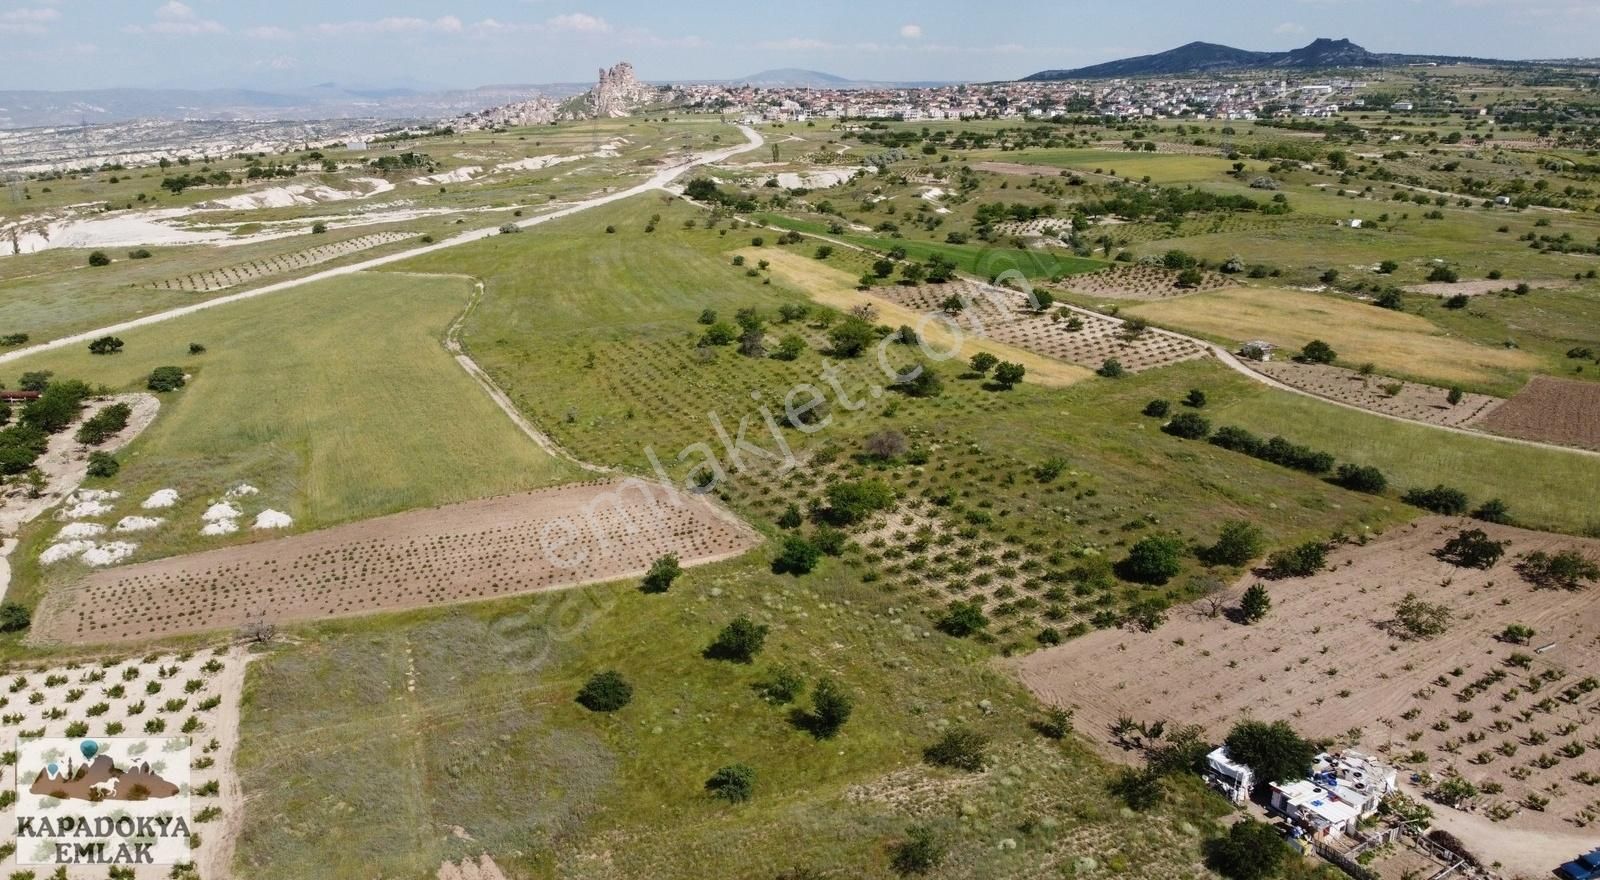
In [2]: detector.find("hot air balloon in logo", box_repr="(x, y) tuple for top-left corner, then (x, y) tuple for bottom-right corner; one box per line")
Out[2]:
(45, 762), (60, 779)
(79, 740), (98, 761)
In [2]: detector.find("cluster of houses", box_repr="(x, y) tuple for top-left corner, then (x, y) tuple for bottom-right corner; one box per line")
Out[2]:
(680, 75), (1366, 124)
(1206, 746), (1400, 842)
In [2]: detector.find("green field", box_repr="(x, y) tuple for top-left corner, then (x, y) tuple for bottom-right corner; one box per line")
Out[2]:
(2, 270), (578, 613)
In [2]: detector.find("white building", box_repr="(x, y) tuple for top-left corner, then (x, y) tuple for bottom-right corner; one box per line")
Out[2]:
(1270, 780), (1362, 840)
(1269, 750), (1398, 841)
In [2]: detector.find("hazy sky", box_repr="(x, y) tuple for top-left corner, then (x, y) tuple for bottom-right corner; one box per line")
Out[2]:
(4, 0), (1598, 91)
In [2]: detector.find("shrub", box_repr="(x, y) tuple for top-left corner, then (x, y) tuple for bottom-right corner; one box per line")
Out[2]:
(188, 342), (207, 355)
(641, 553), (682, 593)
(1119, 535), (1185, 585)
(86, 452), (119, 478)
(1428, 265), (1460, 283)
(706, 615), (769, 663)
(1393, 592), (1452, 639)
(88, 251), (111, 267)
(1298, 339), (1337, 364)
(1184, 388), (1207, 408)
(1265, 541), (1327, 578)
(575, 671), (632, 712)
(821, 479), (895, 525)
(75, 403), (132, 445)
(772, 536), (821, 575)
(1472, 498), (1512, 524)
(805, 676), (852, 738)
(1109, 767), (1165, 810)
(1333, 463), (1387, 494)
(705, 763), (756, 802)
(1142, 399), (1171, 418)
(936, 600), (988, 637)
(1201, 521), (1264, 567)
(0, 602), (29, 633)
(1517, 549), (1600, 591)
(1034, 706), (1073, 740)
(923, 725), (988, 771)
(1437, 529), (1508, 569)
(890, 825), (944, 876)
(1162, 412), (1210, 440)
(88, 336), (124, 355)
(147, 366), (186, 392)
(1205, 819), (1290, 880)
(967, 352), (998, 375)
(990, 361), (1026, 389)
(758, 664), (805, 704)
(1096, 358), (1125, 378)
(1239, 583), (1271, 623)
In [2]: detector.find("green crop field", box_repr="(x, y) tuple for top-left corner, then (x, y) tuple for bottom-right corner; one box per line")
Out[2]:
(1, 270), (578, 613)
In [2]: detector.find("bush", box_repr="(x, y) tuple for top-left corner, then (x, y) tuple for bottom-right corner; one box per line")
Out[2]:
(1393, 592), (1452, 639)
(147, 366), (186, 393)
(991, 362), (1026, 389)
(805, 676), (852, 738)
(1096, 358), (1125, 378)
(1472, 498), (1512, 524)
(890, 825), (944, 876)
(75, 403), (132, 445)
(86, 452), (119, 478)
(188, 342), (207, 355)
(575, 671), (632, 712)
(704, 764), (755, 802)
(936, 600), (988, 637)
(1517, 549), (1600, 591)
(1428, 265), (1460, 283)
(88, 336), (124, 356)
(1299, 339), (1337, 364)
(1119, 535), (1185, 585)
(1184, 388), (1207, 408)
(1109, 767), (1165, 810)
(1239, 583), (1271, 623)
(1162, 412), (1210, 440)
(821, 479), (895, 525)
(1436, 528), (1508, 569)
(1200, 521), (1264, 567)
(1205, 819), (1290, 880)
(0, 601), (30, 633)
(1265, 541), (1327, 578)
(88, 251), (111, 267)
(705, 615), (769, 663)
(968, 352), (998, 375)
(1334, 463), (1387, 494)
(758, 664), (805, 704)
(923, 725), (988, 771)
(1403, 485), (1469, 515)
(772, 536), (821, 575)
(1142, 399), (1171, 418)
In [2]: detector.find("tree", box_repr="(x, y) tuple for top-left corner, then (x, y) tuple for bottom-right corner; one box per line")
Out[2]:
(890, 824), (944, 876)
(576, 671), (632, 712)
(1031, 290), (1055, 312)
(968, 352), (998, 375)
(1034, 706), (1073, 740)
(88, 336), (125, 356)
(1176, 267), (1205, 288)
(1392, 592), (1452, 639)
(1119, 535), (1185, 585)
(821, 479), (895, 525)
(1436, 528), (1507, 569)
(773, 536), (821, 575)
(806, 676), (852, 738)
(923, 725), (988, 771)
(1516, 549), (1600, 591)
(311, 221), (328, 234)
(937, 600), (988, 637)
(705, 764), (755, 803)
(1472, 498), (1512, 524)
(146, 366), (186, 393)
(698, 308), (718, 325)
(1265, 541), (1328, 578)
(940, 292), (964, 314)
(701, 322), (737, 346)
(18, 372), (51, 392)
(872, 258), (895, 278)
(758, 664), (805, 704)
(0, 601), (30, 633)
(1378, 259), (1399, 274)
(814, 245), (834, 260)
(1109, 767), (1165, 810)
(1201, 521), (1264, 567)
(991, 362), (1025, 389)
(1447, 386), (1464, 406)
(1225, 719), (1316, 784)
(898, 367), (942, 398)
(706, 615), (769, 663)
(1096, 358), (1125, 379)
(1142, 399), (1171, 418)
(88, 251), (111, 267)
(1205, 819), (1290, 880)
(1162, 412), (1210, 440)
(642, 553), (683, 593)
(1299, 339), (1337, 364)
(826, 317), (876, 358)
(773, 334), (807, 361)
(863, 430), (909, 460)
(776, 503), (803, 529)
(1184, 388), (1207, 408)
(1239, 583), (1271, 624)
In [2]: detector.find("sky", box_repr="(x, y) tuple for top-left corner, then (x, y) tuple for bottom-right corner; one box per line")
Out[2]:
(3, 0), (1598, 91)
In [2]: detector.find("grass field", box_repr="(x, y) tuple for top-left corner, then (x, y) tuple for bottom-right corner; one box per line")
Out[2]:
(2, 270), (578, 613)
(1125, 286), (1542, 394)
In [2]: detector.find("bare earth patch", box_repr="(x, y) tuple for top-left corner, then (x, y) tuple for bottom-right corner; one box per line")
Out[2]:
(1058, 264), (1228, 301)
(1477, 375), (1600, 451)
(32, 480), (758, 645)
(1249, 360), (1505, 428)
(1403, 279), (1567, 298)
(1011, 517), (1600, 876)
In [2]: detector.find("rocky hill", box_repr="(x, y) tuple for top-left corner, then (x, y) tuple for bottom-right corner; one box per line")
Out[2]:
(1022, 38), (1529, 80)
(560, 62), (665, 119)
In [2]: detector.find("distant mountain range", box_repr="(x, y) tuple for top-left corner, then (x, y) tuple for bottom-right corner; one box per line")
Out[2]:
(1022, 38), (1541, 81)
(724, 69), (953, 89)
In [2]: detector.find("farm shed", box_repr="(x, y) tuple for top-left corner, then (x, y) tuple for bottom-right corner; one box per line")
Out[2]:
(1204, 747), (1255, 805)
(1270, 779), (1362, 840)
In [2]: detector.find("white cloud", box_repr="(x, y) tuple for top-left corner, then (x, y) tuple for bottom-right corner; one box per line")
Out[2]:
(1274, 21), (1307, 35)
(244, 25), (294, 40)
(546, 12), (611, 33)
(0, 6), (60, 34)
(124, 1), (225, 35)
(310, 16), (466, 36)
(900, 24), (923, 39)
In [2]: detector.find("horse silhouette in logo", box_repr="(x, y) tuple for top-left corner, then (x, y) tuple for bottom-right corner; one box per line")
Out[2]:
(29, 740), (179, 802)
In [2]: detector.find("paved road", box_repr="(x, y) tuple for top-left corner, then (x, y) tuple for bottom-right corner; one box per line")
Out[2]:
(0, 125), (765, 367)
